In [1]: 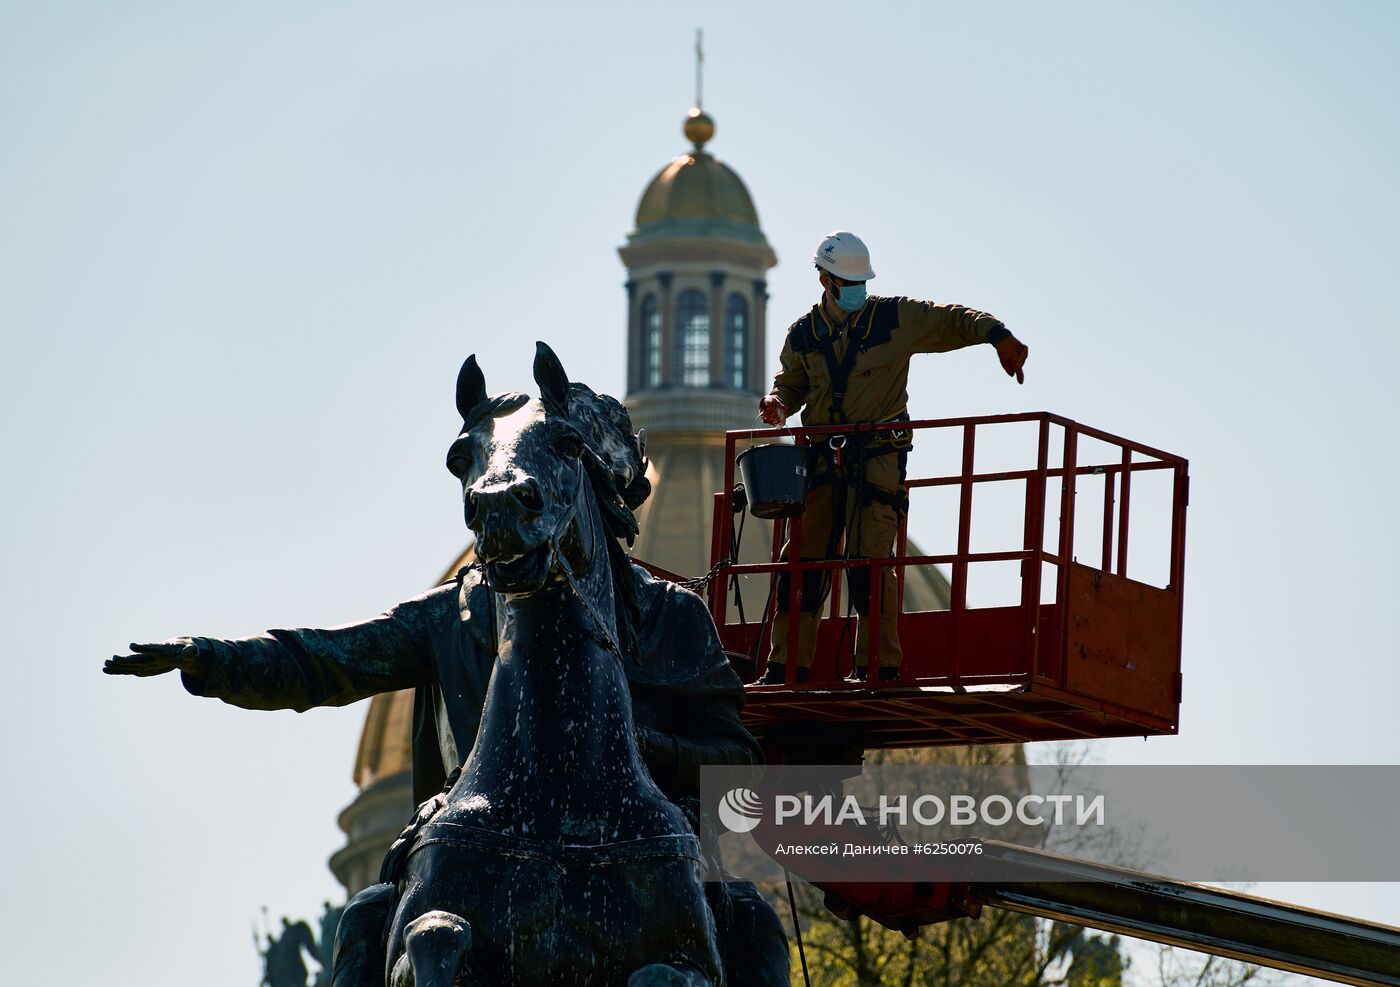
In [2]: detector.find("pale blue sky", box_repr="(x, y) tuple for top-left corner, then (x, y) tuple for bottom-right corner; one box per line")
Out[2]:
(2, 3), (1396, 984)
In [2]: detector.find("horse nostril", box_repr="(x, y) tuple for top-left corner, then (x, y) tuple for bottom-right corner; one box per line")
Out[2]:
(465, 490), (482, 526)
(511, 479), (544, 514)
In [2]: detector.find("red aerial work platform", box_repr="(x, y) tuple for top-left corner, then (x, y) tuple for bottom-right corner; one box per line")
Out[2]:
(683, 419), (1400, 987)
(703, 412), (1189, 755)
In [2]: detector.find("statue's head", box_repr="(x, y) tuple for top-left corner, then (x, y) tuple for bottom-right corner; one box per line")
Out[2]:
(446, 343), (646, 595)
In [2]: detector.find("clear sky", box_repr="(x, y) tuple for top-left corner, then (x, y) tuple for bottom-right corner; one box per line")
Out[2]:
(2, 2), (1396, 984)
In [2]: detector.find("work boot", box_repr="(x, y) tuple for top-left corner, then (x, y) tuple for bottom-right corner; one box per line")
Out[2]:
(846, 665), (900, 683)
(759, 663), (809, 686)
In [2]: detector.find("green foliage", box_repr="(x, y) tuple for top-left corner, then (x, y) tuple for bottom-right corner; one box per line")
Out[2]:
(768, 878), (1126, 987)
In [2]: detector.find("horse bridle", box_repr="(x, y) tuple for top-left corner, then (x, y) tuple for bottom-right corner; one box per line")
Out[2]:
(541, 448), (626, 660)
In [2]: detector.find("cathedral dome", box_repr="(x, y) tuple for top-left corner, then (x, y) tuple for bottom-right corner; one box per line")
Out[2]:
(635, 154), (759, 228)
(630, 110), (766, 244)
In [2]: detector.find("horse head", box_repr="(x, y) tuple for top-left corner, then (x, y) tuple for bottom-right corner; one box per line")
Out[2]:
(445, 342), (648, 598)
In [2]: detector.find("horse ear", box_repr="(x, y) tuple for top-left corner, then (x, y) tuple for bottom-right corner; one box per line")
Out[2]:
(456, 355), (486, 421)
(533, 341), (570, 416)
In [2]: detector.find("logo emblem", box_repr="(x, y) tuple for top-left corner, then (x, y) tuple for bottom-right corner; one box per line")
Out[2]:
(717, 787), (763, 833)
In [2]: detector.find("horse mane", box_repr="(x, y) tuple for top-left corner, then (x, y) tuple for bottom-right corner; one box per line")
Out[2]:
(565, 383), (651, 511)
(563, 382), (649, 664)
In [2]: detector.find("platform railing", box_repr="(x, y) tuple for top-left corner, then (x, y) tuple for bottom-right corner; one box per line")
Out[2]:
(709, 412), (1189, 690)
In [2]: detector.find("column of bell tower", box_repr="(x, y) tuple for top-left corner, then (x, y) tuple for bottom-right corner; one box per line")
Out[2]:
(618, 106), (778, 581)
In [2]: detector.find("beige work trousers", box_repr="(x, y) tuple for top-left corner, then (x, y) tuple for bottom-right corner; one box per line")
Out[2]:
(769, 454), (904, 670)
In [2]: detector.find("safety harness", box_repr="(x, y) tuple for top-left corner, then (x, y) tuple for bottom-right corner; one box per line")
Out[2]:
(805, 300), (913, 526)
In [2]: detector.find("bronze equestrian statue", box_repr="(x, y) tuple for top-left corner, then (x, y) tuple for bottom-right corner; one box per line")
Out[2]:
(106, 343), (789, 986)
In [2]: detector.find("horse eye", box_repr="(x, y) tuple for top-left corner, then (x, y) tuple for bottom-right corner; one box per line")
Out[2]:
(555, 433), (584, 459)
(446, 435), (484, 478)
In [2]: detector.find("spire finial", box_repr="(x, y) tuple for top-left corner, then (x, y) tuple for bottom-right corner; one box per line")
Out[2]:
(684, 29), (715, 151)
(695, 28), (704, 110)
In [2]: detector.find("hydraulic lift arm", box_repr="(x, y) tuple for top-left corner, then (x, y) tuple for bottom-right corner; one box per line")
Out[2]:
(973, 842), (1400, 987)
(816, 841), (1400, 987)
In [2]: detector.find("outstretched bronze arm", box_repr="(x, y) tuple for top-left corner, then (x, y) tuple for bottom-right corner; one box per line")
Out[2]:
(105, 584), (456, 712)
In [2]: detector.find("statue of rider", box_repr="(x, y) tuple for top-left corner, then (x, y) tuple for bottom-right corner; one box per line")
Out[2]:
(106, 382), (790, 987)
(262, 917), (319, 987)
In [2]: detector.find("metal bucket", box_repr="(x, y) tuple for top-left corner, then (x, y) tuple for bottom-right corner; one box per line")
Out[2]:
(736, 444), (807, 519)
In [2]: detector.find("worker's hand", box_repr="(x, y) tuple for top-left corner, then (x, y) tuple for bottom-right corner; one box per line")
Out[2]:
(758, 395), (788, 426)
(104, 637), (203, 677)
(996, 335), (1029, 384)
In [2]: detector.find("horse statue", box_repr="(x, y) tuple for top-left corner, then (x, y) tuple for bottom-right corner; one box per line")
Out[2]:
(382, 343), (722, 986)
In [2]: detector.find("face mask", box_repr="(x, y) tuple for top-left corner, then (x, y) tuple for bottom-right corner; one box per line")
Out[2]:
(834, 283), (867, 312)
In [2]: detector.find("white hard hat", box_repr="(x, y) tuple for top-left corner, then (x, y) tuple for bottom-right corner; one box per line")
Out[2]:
(813, 230), (876, 281)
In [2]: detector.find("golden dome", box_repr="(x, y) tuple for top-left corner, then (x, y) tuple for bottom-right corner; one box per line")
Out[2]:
(352, 689), (415, 790)
(634, 111), (760, 231)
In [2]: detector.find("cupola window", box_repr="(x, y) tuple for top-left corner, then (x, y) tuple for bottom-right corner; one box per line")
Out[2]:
(676, 289), (710, 386)
(639, 294), (661, 389)
(725, 293), (749, 389)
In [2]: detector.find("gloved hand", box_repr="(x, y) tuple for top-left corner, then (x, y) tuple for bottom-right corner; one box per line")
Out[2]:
(758, 395), (788, 426)
(996, 335), (1029, 384)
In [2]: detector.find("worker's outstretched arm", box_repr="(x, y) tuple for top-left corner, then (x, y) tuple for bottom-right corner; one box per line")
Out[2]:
(898, 297), (1028, 382)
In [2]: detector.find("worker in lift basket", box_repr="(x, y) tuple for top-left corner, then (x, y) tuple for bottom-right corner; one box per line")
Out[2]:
(757, 230), (1030, 685)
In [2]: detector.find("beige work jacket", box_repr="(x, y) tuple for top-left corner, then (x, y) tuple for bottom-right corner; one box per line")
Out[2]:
(769, 294), (1006, 427)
